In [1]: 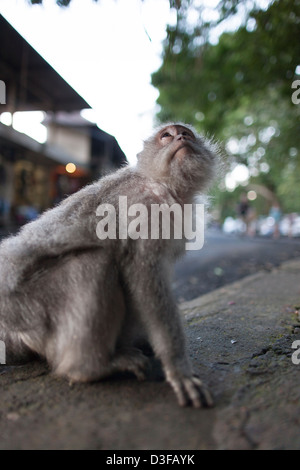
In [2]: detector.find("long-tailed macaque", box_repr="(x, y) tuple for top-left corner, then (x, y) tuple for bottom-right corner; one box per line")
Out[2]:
(0, 123), (217, 408)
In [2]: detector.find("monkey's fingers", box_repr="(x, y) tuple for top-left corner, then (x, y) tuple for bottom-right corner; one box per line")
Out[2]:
(113, 349), (150, 381)
(170, 376), (214, 408)
(188, 376), (214, 408)
(130, 363), (147, 381)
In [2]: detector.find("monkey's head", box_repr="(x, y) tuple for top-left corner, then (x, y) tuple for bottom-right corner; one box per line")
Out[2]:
(136, 123), (217, 200)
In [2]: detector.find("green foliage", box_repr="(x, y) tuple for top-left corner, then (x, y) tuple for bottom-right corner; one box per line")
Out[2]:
(277, 162), (300, 212)
(152, 0), (300, 216)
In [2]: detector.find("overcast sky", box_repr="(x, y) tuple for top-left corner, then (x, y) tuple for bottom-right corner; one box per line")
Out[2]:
(1, 0), (271, 171)
(1, 0), (178, 163)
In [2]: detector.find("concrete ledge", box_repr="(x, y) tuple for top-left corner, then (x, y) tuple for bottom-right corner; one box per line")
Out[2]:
(1, 259), (300, 449)
(181, 257), (300, 313)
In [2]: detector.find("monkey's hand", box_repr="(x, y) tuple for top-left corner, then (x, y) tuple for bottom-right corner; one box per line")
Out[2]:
(165, 369), (214, 408)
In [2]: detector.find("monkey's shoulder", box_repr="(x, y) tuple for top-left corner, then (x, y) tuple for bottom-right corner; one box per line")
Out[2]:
(92, 168), (174, 207)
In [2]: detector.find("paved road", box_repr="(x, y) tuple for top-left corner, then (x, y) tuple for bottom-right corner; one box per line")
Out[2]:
(173, 229), (300, 302)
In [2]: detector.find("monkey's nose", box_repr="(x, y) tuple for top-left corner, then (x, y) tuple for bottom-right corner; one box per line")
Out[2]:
(177, 134), (186, 141)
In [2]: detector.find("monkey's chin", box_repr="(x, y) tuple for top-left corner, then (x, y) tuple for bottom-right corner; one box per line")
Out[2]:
(174, 146), (192, 160)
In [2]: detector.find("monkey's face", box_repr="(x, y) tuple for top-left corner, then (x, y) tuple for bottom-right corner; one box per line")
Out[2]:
(137, 123), (216, 197)
(157, 125), (197, 162)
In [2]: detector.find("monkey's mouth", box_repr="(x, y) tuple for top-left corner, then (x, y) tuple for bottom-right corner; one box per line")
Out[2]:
(172, 142), (194, 158)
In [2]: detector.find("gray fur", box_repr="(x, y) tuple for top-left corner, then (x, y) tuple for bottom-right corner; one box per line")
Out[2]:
(0, 124), (216, 407)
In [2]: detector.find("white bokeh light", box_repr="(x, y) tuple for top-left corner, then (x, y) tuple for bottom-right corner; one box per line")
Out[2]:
(225, 164), (249, 191)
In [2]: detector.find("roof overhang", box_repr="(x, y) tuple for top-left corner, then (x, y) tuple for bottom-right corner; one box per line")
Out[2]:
(0, 14), (91, 112)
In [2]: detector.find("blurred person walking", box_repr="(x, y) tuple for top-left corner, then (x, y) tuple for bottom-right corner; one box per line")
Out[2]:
(269, 201), (282, 239)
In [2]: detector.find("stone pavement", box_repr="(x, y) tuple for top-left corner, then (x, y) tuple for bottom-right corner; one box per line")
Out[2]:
(0, 258), (300, 450)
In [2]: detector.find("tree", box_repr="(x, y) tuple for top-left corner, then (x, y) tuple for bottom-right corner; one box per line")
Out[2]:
(152, 0), (300, 216)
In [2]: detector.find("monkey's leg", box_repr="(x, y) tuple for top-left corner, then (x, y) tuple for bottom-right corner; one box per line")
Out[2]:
(116, 287), (154, 357)
(43, 250), (149, 383)
(124, 259), (213, 408)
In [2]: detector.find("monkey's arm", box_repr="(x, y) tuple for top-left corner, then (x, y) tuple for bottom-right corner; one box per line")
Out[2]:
(125, 256), (213, 408)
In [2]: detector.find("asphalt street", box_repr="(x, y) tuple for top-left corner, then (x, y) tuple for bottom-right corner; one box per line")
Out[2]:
(173, 229), (300, 302)
(1, 226), (300, 303)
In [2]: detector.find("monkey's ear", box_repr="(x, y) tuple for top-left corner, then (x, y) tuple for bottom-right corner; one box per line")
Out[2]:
(136, 151), (142, 160)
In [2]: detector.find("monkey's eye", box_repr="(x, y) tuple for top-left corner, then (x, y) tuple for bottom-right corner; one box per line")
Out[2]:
(161, 132), (172, 138)
(182, 131), (195, 139)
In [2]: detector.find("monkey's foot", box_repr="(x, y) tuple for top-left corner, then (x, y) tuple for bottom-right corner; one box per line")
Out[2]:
(111, 348), (150, 381)
(167, 373), (214, 408)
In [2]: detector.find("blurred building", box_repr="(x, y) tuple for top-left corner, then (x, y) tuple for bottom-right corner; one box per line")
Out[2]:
(0, 14), (127, 227)
(43, 111), (127, 204)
